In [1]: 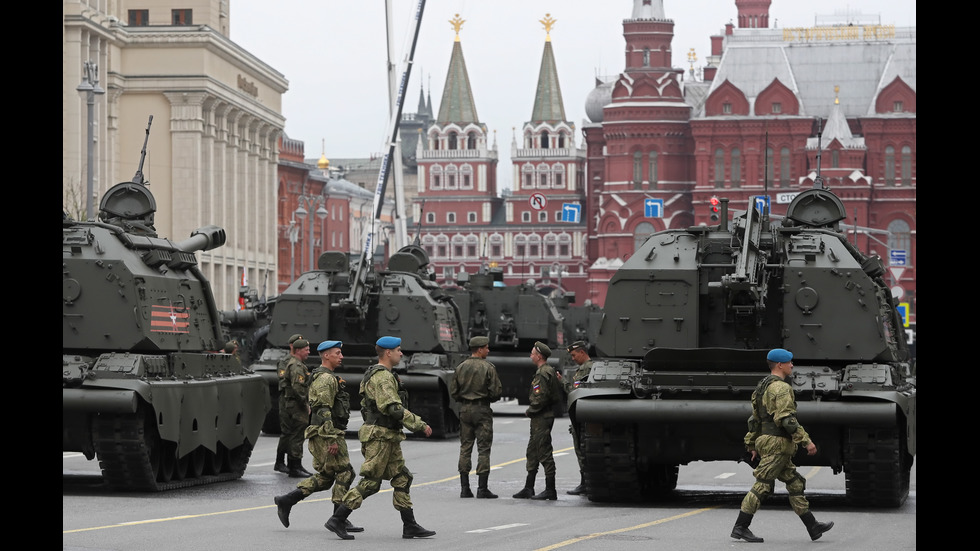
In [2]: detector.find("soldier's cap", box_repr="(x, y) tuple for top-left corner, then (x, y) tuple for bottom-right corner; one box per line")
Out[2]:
(292, 338), (310, 350)
(376, 336), (402, 349)
(567, 341), (588, 353)
(767, 348), (793, 362)
(318, 340), (343, 352)
(287, 333), (304, 345)
(223, 340), (238, 353)
(469, 336), (490, 348)
(533, 341), (552, 359)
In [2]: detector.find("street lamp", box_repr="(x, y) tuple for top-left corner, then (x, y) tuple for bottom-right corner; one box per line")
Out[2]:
(77, 60), (105, 220)
(287, 217), (299, 282)
(294, 195), (328, 271)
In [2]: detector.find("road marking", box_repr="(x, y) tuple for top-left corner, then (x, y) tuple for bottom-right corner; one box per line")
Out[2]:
(716, 472), (736, 479)
(467, 523), (528, 533)
(534, 507), (720, 550)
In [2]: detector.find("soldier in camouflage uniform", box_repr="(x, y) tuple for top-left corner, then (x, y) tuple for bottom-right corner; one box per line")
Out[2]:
(450, 335), (503, 499)
(275, 334), (314, 478)
(325, 336), (436, 540)
(731, 348), (835, 543)
(274, 340), (363, 533)
(513, 341), (562, 501)
(564, 341), (592, 496)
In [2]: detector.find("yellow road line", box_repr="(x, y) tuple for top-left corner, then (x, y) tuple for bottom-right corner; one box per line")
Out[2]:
(534, 507), (720, 550)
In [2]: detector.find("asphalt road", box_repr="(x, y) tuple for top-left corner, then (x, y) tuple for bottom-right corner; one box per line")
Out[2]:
(64, 398), (916, 550)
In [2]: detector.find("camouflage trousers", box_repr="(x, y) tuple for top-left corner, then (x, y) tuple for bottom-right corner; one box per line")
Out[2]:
(458, 403), (494, 475)
(740, 435), (810, 516)
(342, 437), (414, 512)
(569, 422), (584, 472)
(295, 435), (355, 503)
(278, 404), (308, 460)
(525, 415), (556, 476)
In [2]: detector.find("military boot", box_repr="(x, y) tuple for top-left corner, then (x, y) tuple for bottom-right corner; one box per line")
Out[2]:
(273, 451), (288, 474)
(459, 473), (474, 498)
(800, 511), (834, 541)
(476, 472), (498, 499)
(567, 472), (586, 495)
(273, 488), (305, 528)
(512, 470), (537, 499)
(334, 502), (363, 533)
(531, 474), (557, 500)
(324, 505), (355, 540)
(400, 508), (436, 539)
(287, 457), (313, 478)
(730, 511), (764, 543)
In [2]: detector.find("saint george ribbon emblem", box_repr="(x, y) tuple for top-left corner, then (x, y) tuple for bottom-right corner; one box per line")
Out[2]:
(150, 304), (190, 333)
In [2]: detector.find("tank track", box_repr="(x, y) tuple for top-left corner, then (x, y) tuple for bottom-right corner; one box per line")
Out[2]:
(844, 427), (911, 507)
(92, 409), (253, 492)
(581, 423), (644, 502)
(408, 391), (460, 439)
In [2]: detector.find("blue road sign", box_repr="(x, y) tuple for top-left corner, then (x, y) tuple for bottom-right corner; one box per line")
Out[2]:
(644, 198), (664, 218)
(561, 203), (581, 223)
(753, 195), (770, 214)
(896, 303), (909, 327)
(889, 250), (907, 266)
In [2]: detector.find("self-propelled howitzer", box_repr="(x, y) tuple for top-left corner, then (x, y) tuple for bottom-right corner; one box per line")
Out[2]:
(567, 186), (915, 507)
(63, 117), (269, 491)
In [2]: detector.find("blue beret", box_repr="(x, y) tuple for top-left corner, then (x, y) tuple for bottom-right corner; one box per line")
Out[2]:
(767, 348), (793, 362)
(317, 340), (342, 352)
(376, 336), (402, 349)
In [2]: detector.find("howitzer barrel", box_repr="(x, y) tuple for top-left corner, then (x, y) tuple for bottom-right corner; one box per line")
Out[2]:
(175, 225), (226, 253)
(575, 398), (897, 425)
(63, 389), (138, 414)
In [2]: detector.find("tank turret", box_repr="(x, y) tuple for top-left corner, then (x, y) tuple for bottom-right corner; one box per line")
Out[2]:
(63, 117), (269, 491)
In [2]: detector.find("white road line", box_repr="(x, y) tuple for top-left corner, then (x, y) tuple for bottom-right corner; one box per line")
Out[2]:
(467, 523), (529, 533)
(716, 472), (736, 479)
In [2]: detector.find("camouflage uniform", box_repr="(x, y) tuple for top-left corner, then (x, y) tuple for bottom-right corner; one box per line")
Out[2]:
(295, 367), (355, 502)
(450, 356), (502, 476)
(524, 363), (562, 477)
(566, 359), (592, 473)
(741, 374), (814, 516)
(278, 354), (311, 462)
(342, 364), (428, 512)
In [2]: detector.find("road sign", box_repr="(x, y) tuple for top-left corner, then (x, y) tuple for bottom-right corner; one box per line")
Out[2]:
(644, 198), (664, 218)
(889, 249), (907, 266)
(529, 192), (547, 211)
(776, 192), (799, 204)
(897, 302), (910, 327)
(561, 203), (581, 223)
(753, 195), (770, 214)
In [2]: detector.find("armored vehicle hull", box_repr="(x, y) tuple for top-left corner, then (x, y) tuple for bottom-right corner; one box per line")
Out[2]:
(568, 188), (915, 507)
(63, 126), (269, 491)
(251, 246), (464, 438)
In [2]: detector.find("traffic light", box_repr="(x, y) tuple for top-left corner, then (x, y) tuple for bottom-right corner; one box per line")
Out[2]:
(709, 196), (720, 222)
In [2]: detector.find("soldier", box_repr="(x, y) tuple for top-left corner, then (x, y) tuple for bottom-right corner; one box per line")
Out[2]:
(325, 336), (436, 540)
(223, 340), (241, 368)
(731, 348), (835, 543)
(275, 334), (314, 478)
(513, 341), (562, 501)
(274, 340), (363, 534)
(564, 341), (592, 495)
(450, 335), (503, 499)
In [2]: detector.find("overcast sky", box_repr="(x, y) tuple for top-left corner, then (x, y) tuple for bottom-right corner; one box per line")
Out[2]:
(231, 0), (916, 190)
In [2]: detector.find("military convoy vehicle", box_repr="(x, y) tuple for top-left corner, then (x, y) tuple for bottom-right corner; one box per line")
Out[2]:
(63, 117), (270, 491)
(447, 269), (568, 404)
(249, 244), (467, 437)
(567, 184), (915, 507)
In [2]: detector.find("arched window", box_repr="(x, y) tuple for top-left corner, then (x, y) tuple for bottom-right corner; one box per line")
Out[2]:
(780, 147), (791, 188)
(515, 234), (527, 258)
(528, 234), (542, 257)
(901, 146), (912, 185)
(557, 132), (566, 149)
(731, 148), (741, 187)
(885, 146), (895, 185)
(467, 131), (477, 149)
(887, 219), (911, 263)
(430, 165), (443, 190)
(445, 165), (458, 190)
(558, 233), (572, 257)
(522, 164), (534, 190)
(460, 164), (473, 190)
(553, 164), (565, 189)
(714, 148), (725, 188)
(540, 131), (550, 149)
(634, 221), (655, 253)
(765, 147), (775, 187)
(448, 131), (458, 150)
(634, 151), (643, 189)
(648, 151), (659, 188)
(465, 235), (479, 258)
